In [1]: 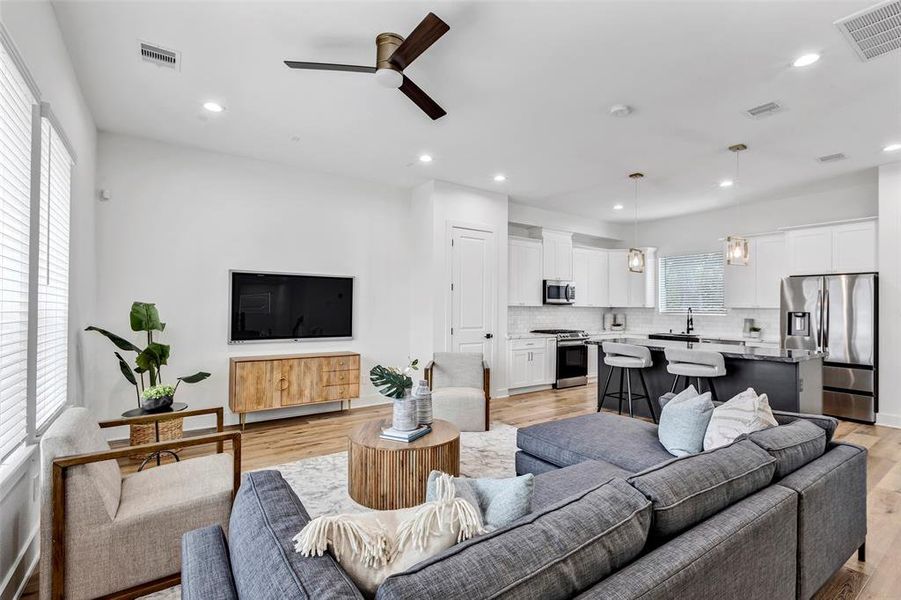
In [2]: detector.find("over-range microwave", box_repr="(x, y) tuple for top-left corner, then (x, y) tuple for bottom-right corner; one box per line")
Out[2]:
(544, 280), (576, 305)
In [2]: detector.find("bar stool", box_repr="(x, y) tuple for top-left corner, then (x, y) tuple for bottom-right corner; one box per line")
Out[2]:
(598, 342), (657, 423)
(664, 348), (726, 401)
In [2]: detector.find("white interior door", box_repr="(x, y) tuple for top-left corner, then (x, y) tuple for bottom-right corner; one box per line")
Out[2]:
(450, 227), (496, 362)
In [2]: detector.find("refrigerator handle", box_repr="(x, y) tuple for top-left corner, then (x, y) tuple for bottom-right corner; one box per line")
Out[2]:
(815, 287), (824, 352)
(823, 287), (830, 353)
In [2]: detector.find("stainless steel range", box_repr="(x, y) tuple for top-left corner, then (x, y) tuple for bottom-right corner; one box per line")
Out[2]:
(531, 329), (590, 389)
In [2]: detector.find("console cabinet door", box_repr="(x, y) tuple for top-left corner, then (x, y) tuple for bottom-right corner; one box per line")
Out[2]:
(233, 361), (277, 412)
(280, 358), (321, 405)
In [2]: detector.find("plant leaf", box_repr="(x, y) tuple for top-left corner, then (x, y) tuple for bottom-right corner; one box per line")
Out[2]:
(369, 365), (412, 399)
(85, 326), (141, 352)
(135, 342), (170, 371)
(114, 352), (137, 386)
(178, 372), (211, 384)
(129, 302), (164, 332)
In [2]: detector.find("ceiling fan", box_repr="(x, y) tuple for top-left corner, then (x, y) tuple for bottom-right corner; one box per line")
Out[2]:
(284, 12), (449, 120)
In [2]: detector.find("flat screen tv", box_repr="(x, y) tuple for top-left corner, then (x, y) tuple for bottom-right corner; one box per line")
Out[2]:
(229, 271), (353, 342)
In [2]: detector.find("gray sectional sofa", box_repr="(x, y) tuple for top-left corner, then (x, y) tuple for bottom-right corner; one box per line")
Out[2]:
(181, 409), (866, 600)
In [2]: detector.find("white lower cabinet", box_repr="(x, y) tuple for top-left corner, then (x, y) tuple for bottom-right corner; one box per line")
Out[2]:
(588, 343), (598, 379)
(508, 338), (555, 391)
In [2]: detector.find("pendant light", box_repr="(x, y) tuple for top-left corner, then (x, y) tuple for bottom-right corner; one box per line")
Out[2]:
(628, 172), (645, 273)
(726, 143), (750, 266)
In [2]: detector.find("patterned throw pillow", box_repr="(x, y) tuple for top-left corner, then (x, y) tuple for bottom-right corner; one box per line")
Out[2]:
(294, 474), (483, 595)
(703, 388), (778, 451)
(657, 388), (715, 457)
(425, 471), (534, 531)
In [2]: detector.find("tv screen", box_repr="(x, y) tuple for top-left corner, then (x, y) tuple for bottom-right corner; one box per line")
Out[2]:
(230, 272), (353, 342)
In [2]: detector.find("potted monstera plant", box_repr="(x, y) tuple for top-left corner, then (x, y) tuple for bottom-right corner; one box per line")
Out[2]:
(87, 301), (210, 411)
(370, 358), (420, 431)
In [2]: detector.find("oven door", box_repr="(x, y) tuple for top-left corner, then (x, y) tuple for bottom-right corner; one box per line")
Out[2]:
(544, 280), (575, 305)
(556, 342), (588, 388)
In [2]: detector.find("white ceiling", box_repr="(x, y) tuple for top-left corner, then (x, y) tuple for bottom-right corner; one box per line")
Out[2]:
(50, 0), (901, 222)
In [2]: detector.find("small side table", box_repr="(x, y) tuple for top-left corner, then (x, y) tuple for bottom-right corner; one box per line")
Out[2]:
(347, 418), (460, 510)
(121, 402), (188, 470)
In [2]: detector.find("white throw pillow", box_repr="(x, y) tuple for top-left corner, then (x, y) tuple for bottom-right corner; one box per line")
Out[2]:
(294, 474), (483, 595)
(703, 388), (778, 451)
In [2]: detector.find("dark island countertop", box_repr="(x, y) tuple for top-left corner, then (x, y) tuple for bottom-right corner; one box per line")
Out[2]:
(586, 337), (823, 364)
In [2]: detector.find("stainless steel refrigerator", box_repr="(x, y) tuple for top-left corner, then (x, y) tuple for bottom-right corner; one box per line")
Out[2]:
(781, 273), (878, 422)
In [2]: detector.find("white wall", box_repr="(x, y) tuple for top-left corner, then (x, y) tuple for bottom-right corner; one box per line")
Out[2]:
(411, 180), (509, 397)
(0, 1), (98, 598)
(509, 201), (624, 241)
(92, 133), (412, 429)
(630, 170), (878, 256)
(877, 162), (901, 429)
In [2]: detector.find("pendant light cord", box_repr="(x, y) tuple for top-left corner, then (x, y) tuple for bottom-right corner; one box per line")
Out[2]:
(633, 176), (639, 247)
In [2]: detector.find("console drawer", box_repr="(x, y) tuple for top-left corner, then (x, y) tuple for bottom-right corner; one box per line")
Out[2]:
(320, 356), (360, 372)
(322, 383), (360, 401)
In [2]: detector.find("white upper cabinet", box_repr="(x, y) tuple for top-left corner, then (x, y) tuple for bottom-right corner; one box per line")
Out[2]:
(508, 238), (543, 306)
(724, 234), (785, 309)
(608, 250), (630, 307)
(786, 219), (877, 275)
(541, 230), (574, 281)
(832, 221), (877, 273)
(608, 248), (656, 308)
(572, 247), (610, 307)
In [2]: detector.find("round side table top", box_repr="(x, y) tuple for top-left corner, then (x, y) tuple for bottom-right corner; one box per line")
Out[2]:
(348, 418), (460, 450)
(121, 402), (188, 419)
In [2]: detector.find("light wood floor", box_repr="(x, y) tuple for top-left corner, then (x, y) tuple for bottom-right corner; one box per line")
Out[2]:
(22, 383), (901, 599)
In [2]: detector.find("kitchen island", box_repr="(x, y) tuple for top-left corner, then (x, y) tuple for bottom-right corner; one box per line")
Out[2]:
(588, 338), (824, 418)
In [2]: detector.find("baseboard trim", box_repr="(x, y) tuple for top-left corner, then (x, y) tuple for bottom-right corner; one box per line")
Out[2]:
(508, 384), (554, 396)
(876, 412), (901, 429)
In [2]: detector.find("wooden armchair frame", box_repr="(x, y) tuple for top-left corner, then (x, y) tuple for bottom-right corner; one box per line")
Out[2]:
(424, 359), (491, 428)
(50, 407), (241, 600)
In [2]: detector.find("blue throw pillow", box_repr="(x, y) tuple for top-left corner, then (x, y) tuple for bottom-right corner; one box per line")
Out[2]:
(658, 389), (715, 457)
(426, 471), (534, 532)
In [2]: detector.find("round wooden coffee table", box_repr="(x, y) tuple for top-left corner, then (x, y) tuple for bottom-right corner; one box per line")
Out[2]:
(348, 418), (460, 510)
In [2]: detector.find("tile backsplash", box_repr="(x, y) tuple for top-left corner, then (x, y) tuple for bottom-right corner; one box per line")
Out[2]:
(509, 306), (780, 340)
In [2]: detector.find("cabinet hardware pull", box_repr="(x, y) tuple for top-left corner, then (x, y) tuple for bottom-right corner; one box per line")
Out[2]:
(278, 377), (288, 391)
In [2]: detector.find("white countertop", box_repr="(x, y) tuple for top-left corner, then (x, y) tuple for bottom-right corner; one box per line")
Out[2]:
(508, 330), (780, 346)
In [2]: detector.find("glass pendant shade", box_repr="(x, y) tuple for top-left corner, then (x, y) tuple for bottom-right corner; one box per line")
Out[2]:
(726, 235), (750, 266)
(628, 247), (646, 273)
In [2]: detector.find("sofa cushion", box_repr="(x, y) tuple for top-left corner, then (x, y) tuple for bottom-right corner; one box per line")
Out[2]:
(658, 390), (714, 457)
(229, 471), (363, 600)
(532, 459), (631, 511)
(375, 478), (652, 600)
(627, 439), (776, 539)
(182, 525), (238, 600)
(748, 419), (827, 478)
(517, 412), (675, 473)
(772, 410), (838, 444)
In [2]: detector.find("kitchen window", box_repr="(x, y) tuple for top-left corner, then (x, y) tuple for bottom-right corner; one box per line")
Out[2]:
(0, 27), (74, 461)
(657, 252), (726, 314)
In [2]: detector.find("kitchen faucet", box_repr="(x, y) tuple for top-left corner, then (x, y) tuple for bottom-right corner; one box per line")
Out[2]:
(686, 307), (694, 334)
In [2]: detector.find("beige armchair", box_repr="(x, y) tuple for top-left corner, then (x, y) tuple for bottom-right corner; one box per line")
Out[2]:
(425, 352), (490, 432)
(40, 406), (241, 600)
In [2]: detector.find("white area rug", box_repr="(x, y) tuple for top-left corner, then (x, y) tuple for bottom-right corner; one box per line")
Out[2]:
(142, 423), (518, 599)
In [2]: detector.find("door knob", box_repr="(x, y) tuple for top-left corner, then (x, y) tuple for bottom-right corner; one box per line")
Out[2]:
(484, 333), (494, 339)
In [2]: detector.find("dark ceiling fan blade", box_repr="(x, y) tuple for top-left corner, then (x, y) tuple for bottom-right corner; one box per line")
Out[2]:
(284, 61), (376, 73)
(398, 75), (446, 120)
(388, 13), (449, 70)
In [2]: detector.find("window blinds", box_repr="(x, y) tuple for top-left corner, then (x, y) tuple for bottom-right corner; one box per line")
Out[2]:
(0, 40), (35, 460)
(35, 118), (71, 429)
(658, 252), (726, 314)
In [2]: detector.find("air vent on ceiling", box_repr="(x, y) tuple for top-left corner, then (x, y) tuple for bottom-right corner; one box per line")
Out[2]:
(817, 153), (848, 163)
(744, 101), (783, 119)
(835, 0), (901, 62)
(139, 42), (180, 70)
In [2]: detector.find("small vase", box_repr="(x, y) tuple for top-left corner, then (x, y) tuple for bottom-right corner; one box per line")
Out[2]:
(412, 379), (433, 425)
(392, 392), (418, 432)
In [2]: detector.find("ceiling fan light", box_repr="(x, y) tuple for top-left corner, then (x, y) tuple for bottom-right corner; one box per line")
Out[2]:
(628, 248), (646, 273)
(726, 235), (750, 266)
(375, 68), (403, 89)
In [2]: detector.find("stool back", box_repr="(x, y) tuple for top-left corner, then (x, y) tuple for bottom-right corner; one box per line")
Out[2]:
(664, 348), (726, 377)
(602, 342), (652, 368)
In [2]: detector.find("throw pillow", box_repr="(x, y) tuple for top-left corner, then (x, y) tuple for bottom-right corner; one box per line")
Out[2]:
(425, 470), (534, 531)
(703, 388), (778, 451)
(294, 474), (483, 595)
(657, 389), (714, 457)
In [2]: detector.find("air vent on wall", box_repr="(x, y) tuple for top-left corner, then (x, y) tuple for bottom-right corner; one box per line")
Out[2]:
(744, 101), (783, 119)
(139, 42), (180, 70)
(817, 153), (848, 163)
(835, 0), (901, 62)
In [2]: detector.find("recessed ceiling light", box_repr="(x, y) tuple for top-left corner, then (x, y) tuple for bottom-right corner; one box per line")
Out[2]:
(792, 53), (820, 67)
(719, 179), (734, 188)
(493, 174), (506, 182)
(613, 204), (624, 210)
(884, 143), (901, 153)
(203, 101), (224, 113)
(418, 154), (433, 163)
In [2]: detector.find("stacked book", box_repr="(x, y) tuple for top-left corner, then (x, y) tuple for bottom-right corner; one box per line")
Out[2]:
(380, 425), (432, 443)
